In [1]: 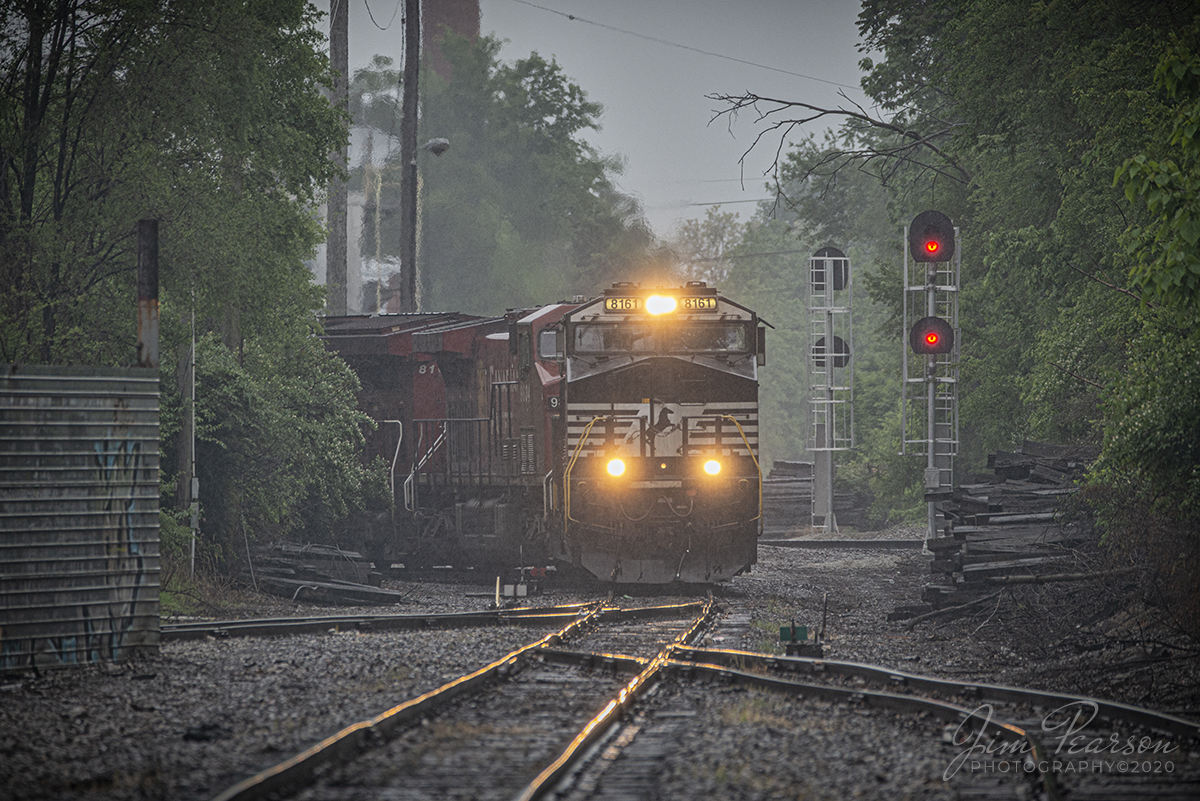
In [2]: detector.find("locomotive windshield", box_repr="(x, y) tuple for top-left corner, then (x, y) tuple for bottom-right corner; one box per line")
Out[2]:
(572, 322), (750, 354)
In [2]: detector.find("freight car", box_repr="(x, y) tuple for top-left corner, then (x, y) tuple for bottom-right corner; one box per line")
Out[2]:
(321, 281), (766, 584)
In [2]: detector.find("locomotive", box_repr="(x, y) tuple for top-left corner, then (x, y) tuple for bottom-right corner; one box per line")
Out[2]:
(322, 281), (767, 583)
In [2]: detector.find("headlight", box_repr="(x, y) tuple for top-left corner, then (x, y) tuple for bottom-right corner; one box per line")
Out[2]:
(645, 294), (677, 315)
(703, 459), (721, 476)
(606, 458), (626, 477)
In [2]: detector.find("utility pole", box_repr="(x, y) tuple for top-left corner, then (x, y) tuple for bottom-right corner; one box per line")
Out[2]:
(399, 0), (420, 313)
(327, 0), (349, 315)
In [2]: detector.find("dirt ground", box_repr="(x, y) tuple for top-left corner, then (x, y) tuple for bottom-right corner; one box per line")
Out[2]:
(730, 536), (1200, 718)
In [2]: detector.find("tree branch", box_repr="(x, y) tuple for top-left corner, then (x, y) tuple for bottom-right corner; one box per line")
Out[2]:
(707, 90), (974, 187)
(1065, 258), (1153, 307)
(1048, 361), (1106, 390)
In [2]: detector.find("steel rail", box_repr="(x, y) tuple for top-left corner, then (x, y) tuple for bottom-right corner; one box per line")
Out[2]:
(208, 600), (712, 801)
(674, 646), (1200, 741)
(512, 597), (717, 801)
(758, 537), (925, 549)
(209, 603), (606, 801)
(168, 601), (708, 642)
(598, 600), (709, 622)
(664, 656), (1061, 801)
(163, 604), (592, 641)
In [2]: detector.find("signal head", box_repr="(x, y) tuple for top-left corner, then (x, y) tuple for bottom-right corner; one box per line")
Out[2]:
(909, 316), (955, 355)
(909, 210), (955, 263)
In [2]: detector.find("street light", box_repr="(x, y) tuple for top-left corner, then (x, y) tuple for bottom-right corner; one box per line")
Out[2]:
(399, 137), (449, 313)
(421, 138), (450, 156)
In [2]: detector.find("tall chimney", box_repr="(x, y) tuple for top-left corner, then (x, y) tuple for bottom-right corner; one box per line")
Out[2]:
(136, 219), (159, 369)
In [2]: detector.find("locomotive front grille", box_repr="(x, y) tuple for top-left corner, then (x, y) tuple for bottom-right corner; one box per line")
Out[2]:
(565, 402), (758, 459)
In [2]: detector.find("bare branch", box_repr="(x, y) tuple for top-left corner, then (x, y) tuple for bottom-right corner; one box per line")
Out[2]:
(707, 90), (975, 191)
(1047, 362), (1106, 390)
(1065, 257), (1154, 307)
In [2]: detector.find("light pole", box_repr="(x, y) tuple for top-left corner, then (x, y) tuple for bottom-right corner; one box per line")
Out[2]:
(398, 132), (449, 313)
(399, 0), (420, 312)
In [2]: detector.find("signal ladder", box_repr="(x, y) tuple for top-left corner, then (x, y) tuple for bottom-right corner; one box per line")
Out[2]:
(901, 229), (961, 540)
(808, 248), (854, 534)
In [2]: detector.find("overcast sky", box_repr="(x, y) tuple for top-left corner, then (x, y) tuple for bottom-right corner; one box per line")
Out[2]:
(328, 0), (871, 238)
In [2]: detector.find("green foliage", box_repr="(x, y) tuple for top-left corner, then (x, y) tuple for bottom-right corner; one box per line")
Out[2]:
(1084, 314), (1200, 633)
(159, 509), (194, 564)
(0, 1), (391, 566)
(848, 0), (1200, 594)
(1093, 317), (1200, 512)
(350, 35), (655, 314)
(1116, 37), (1200, 307)
(0, 0), (345, 364)
(180, 331), (387, 558)
(704, 0), (1199, 535)
(673, 206), (746, 285)
(715, 218), (807, 471)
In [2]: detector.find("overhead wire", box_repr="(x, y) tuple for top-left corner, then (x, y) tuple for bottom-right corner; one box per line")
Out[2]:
(364, 0), (403, 31)
(506, 0), (861, 90)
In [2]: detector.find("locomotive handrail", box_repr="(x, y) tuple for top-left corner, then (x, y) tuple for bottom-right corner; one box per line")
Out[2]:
(404, 423), (450, 512)
(720, 414), (764, 531)
(385, 420), (403, 518)
(408, 416), (522, 498)
(563, 415), (608, 527)
(543, 471), (555, 520)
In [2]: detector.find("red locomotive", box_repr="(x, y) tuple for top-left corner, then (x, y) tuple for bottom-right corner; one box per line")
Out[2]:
(322, 281), (766, 584)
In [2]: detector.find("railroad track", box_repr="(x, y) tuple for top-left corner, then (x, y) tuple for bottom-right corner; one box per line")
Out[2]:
(202, 601), (1199, 801)
(660, 647), (1200, 800)
(208, 600), (713, 801)
(161, 604), (593, 641)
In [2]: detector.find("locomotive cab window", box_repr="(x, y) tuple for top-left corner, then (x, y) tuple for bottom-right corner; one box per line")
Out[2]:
(538, 328), (563, 361)
(573, 323), (655, 353)
(669, 323), (750, 353)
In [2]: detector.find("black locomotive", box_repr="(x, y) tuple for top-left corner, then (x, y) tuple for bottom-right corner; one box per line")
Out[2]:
(322, 281), (766, 583)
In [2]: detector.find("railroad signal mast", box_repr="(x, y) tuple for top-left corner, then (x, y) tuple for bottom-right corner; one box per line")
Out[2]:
(902, 211), (960, 542)
(808, 247), (854, 533)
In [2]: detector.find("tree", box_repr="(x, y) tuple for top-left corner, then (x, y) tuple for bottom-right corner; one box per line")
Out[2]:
(705, 0), (1198, 534)
(1116, 38), (1200, 308)
(186, 329), (386, 555)
(670, 206), (746, 284)
(348, 34), (655, 314)
(0, 0), (346, 364)
(0, 1), (392, 566)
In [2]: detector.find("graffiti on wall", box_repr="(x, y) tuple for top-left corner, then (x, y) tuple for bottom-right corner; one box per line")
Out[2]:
(0, 436), (154, 670)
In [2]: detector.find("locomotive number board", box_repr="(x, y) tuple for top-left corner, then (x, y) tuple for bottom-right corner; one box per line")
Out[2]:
(603, 297), (641, 312)
(603, 296), (719, 312)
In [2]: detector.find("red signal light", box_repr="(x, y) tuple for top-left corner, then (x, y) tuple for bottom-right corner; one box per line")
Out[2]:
(909, 211), (955, 263)
(909, 316), (954, 355)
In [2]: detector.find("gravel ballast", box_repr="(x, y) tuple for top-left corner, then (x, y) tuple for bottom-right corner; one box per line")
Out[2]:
(2, 532), (1197, 800)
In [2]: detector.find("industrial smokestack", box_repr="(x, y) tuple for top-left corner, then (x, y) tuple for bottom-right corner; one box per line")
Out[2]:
(136, 219), (159, 369)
